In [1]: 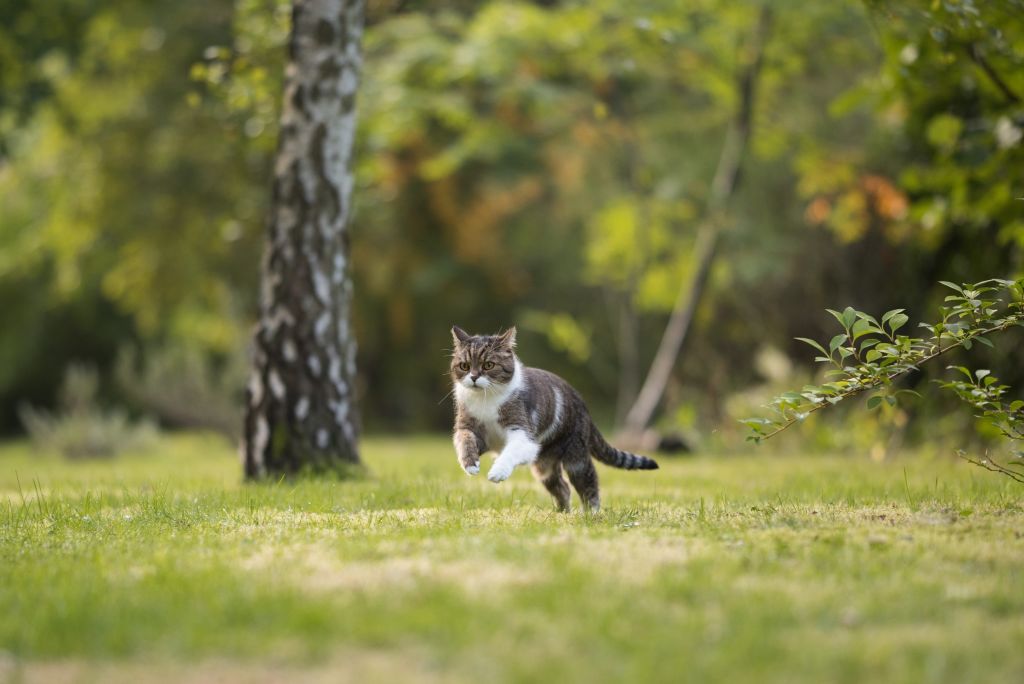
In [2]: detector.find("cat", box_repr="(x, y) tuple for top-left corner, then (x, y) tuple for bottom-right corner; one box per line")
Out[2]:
(450, 325), (658, 512)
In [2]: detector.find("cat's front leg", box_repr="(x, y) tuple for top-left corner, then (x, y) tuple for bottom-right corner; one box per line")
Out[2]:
(487, 429), (540, 483)
(454, 428), (482, 475)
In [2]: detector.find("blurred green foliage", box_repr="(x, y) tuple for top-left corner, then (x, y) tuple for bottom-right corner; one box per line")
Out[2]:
(0, 0), (1021, 439)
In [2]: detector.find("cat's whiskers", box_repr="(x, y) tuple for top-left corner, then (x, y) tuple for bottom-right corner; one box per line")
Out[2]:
(437, 386), (456, 406)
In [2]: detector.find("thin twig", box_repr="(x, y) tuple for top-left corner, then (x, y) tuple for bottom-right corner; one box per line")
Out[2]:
(958, 451), (1024, 484)
(965, 43), (1021, 104)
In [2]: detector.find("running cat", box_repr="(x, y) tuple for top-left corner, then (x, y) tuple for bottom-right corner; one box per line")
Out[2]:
(450, 326), (658, 511)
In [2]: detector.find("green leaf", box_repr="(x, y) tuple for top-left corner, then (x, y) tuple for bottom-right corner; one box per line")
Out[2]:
(851, 318), (879, 340)
(842, 307), (857, 330)
(947, 366), (973, 381)
(888, 313), (909, 334)
(829, 334), (848, 353)
(881, 309), (905, 325)
(938, 281), (964, 294)
(974, 336), (994, 348)
(796, 337), (829, 358)
(825, 309), (846, 328)
(975, 369), (990, 380)
(854, 311), (880, 326)
(866, 395), (883, 410)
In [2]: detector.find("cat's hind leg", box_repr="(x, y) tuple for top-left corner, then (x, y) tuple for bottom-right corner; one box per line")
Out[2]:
(565, 455), (601, 512)
(532, 458), (571, 512)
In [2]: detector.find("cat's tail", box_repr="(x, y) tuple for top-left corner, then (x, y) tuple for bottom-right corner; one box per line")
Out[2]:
(589, 430), (659, 471)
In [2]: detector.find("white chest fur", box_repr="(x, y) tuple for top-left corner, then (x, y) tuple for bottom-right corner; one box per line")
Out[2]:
(455, 361), (524, 452)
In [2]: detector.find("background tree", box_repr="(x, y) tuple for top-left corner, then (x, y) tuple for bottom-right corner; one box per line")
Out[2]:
(242, 0), (365, 477)
(0, 0), (1020, 458)
(621, 4), (772, 441)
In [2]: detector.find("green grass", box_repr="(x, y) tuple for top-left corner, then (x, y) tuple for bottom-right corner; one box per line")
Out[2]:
(1, 434), (1022, 683)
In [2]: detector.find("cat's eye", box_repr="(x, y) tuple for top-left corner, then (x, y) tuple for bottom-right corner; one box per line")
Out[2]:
(459, 362), (470, 371)
(483, 362), (495, 370)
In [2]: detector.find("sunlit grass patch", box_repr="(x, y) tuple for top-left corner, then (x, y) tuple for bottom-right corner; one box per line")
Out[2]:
(0, 433), (1022, 683)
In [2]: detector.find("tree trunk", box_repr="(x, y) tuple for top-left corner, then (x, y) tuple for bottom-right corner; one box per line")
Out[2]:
(621, 6), (772, 438)
(243, 0), (365, 478)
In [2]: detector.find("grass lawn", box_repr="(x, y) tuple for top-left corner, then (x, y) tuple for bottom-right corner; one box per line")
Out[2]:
(0, 433), (1022, 683)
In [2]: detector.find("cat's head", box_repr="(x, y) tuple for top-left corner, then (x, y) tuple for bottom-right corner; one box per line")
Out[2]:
(450, 326), (517, 390)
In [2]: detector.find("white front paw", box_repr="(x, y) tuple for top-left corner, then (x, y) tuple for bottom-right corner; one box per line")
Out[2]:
(487, 461), (513, 483)
(463, 463), (480, 476)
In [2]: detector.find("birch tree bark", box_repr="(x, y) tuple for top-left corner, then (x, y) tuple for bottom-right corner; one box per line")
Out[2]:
(243, 0), (365, 478)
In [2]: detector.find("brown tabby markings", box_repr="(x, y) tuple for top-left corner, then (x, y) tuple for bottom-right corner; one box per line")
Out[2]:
(450, 326), (658, 512)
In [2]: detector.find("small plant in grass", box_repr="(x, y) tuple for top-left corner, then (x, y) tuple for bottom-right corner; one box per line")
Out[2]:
(743, 278), (1024, 481)
(18, 365), (157, 459)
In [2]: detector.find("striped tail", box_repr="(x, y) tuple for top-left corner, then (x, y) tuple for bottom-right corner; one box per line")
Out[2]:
(590, 431), (659, 471)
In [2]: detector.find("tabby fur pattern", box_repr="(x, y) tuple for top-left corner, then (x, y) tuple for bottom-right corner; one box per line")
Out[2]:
(450, 326), (658, 512)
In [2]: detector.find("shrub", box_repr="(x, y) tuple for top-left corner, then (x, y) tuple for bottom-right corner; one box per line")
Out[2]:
(115, 343), (246, 439)
(19, 365), (157, 459)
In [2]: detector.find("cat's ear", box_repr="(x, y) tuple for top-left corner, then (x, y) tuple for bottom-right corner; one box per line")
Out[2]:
(451, 326), (471, 345)
(498, 326), (517, 349)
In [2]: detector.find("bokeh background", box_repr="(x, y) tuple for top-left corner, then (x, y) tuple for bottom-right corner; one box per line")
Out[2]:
(1, 0), (1022, 457)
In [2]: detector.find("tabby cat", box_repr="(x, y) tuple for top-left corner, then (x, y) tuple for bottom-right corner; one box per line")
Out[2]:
(450, 326), (658, 511)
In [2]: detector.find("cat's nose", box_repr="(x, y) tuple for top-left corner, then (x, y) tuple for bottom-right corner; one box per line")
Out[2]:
(470, 373), (481, 382)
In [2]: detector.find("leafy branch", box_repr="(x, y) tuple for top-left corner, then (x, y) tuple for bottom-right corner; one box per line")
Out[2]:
(941, 368), (1024, 483)
(742, 278), (1024, 445)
